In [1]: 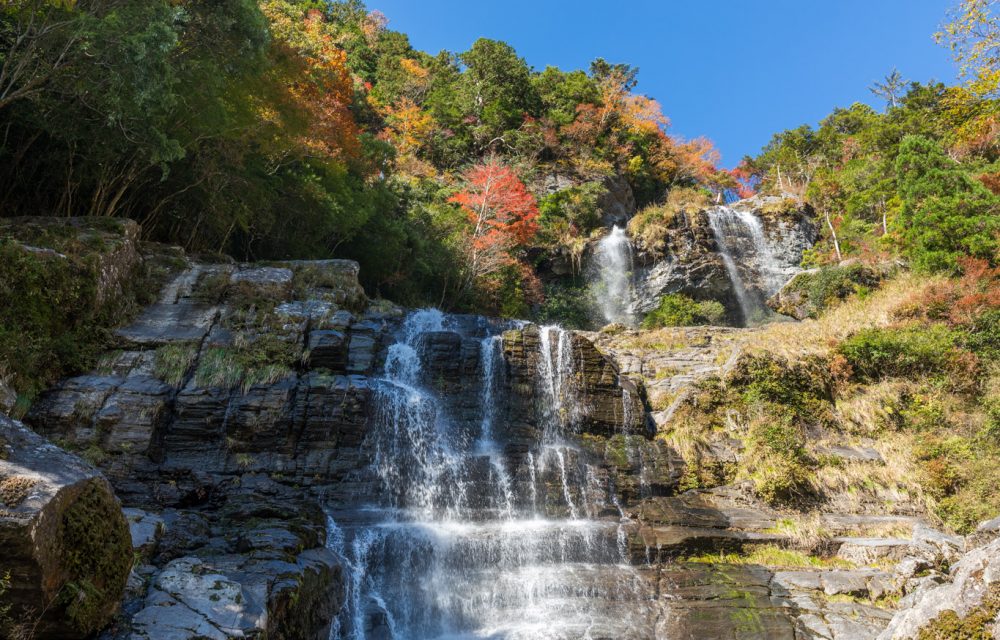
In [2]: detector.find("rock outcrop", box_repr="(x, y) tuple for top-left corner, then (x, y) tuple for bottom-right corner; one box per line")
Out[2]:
(629, 196), (817, 324)
(0, 415), (132, 640)
(768, 262), (888, 320)
(878, 533), (1000, 639)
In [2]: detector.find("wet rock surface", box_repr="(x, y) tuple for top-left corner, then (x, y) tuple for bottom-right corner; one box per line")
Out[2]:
(629, 196), (817, 324)
(10, 239), (992, 639)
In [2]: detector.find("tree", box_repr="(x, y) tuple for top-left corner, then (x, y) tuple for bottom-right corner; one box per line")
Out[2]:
(0, 0), (84, 111)
(448, 158), (539, 297)
(459, 39), (540, 145)
(895, 135), (1000, 271)
(937, 0), (1000, 97)
(870, 68), (908, 108)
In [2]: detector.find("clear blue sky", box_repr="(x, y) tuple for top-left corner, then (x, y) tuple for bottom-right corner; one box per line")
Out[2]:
(369, 0), (958, 167)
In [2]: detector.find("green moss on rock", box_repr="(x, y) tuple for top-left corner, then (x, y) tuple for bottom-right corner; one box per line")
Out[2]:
(55, 480), (133, 635)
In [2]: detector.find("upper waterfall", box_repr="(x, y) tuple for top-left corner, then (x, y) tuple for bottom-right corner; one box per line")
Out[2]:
(706, 205), (786, 325)
(592, 225), (635, 326)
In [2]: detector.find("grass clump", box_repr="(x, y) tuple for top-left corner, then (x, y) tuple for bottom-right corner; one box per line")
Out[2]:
(641, 294), (726, 329)
(194, 334), (299, 391)
(154, 343), (199, 387)
(686, 544), (853, 570)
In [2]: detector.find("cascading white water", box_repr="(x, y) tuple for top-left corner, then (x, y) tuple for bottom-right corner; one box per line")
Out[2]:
(327, 314), (656, 640)
(707, 206), (784, 325)
(593, 226), (634, 326)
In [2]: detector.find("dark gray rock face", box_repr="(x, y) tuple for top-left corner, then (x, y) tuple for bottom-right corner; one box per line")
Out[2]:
(629, 197), (817, 324)
(0, 415), (132, 640)
(599, 173), (637, 227)
(22, 259), (373, 640)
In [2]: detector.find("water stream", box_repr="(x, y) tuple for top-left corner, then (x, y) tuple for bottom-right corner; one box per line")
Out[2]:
(706, 205), (784, 325)
(592, 226), (635, 326)
(327, 312), (655, 639)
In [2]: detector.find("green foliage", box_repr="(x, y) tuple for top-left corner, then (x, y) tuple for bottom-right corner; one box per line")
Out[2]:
(784, 264), (882, 318)
(722, 354), (836, 503)
(837, 324), (961, 381)
(748, 82), (1000, 267)
(895, 135), (1000, 272)
(458, 38), (540, 144)
(0, 224), (155, 396)
(534, 284), (594, 330)
(641, 294), (726, 329)
(538, 182), (607, 236)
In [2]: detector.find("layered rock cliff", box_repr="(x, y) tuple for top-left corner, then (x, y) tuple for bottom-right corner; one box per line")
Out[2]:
(2, 224), (997, 639)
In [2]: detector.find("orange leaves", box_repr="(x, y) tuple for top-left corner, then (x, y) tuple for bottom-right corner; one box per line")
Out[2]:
(449, 159), (540, 252)
(379, 97), (435, 156)
(448, 158), (540, 299)
(900, 257), (1000, 326)
(622, 94), (670, 137)
(978, 171), (1000, 195)
(667, 136), (721, 184)
(260, 1), (361, 164)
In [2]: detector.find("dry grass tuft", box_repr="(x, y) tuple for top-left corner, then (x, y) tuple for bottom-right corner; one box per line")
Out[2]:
(734, 273), (946, 361)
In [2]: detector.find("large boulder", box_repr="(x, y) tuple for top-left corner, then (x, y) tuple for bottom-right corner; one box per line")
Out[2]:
(0, 415), (132, 639)
(878, 535), (1000, 639)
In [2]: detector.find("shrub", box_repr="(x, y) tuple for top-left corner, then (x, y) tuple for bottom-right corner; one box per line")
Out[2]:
(534, 284), (594, 329)
(726, 354), (830, 504)
(538, 181), (607, 236)
(628, 187), (712, 257)
(641, 294), (726, 328)
(780, 263), (883, 319)
(895, 135), (1000, 273)
(837, 324), (962, 381)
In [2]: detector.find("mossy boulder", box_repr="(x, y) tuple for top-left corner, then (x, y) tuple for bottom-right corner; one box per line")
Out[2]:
(0, 414), (131, 639)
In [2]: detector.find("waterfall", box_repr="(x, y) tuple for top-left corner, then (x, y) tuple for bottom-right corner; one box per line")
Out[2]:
(327, 314), (656, 639)
(593, 226), (634, 326)
(707, 206), (783, 325)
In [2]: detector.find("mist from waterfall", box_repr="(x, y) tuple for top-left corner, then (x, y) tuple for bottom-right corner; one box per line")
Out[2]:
(707, 205), (784, 325)
(326, 312), (656, 639)
(593, 226), (634, 326)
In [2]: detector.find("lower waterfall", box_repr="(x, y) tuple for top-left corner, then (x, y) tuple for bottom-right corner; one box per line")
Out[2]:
(326, 310), (656, 640)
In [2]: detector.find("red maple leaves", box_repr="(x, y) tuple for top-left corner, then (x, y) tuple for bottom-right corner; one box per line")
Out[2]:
(449, 158), (540, 293)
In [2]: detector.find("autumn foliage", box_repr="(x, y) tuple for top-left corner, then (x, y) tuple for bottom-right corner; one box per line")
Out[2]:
(449, 159), (540, 295)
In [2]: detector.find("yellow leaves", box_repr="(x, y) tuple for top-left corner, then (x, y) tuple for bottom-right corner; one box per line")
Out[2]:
(622, 94), (669, 136)
(258, 1), (361, 165)
(379, 97), (435, 156)
(937, 0), (1000, 97)
(400, 58), (429, 80)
